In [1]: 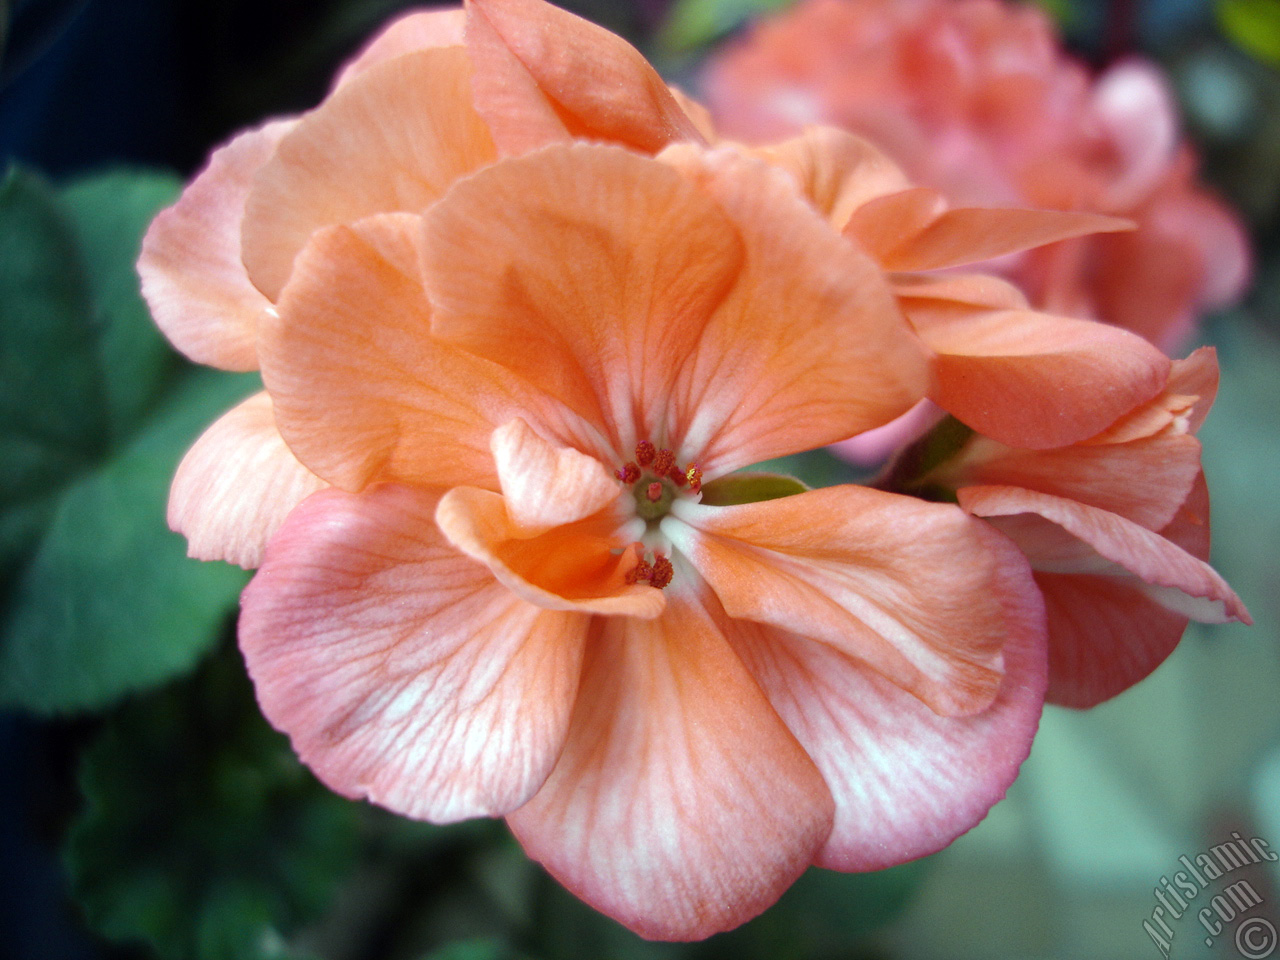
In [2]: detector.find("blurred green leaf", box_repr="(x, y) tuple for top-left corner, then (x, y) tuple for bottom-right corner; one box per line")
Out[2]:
(65, 645), (361, 960)
(1218, 0), (1280, 66)
(700, 472), (808, 506)
(58, 169), (184, 442)
(421, 938), (536, 960)
(0, 368), (256, 713)
(658, 0), (793, 54)
(0, 162), (256, 714)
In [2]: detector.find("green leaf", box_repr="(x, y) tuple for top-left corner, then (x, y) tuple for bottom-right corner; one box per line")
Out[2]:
(57, 169), (184, 443)
(65, 645), (361, 960)
(421, 939), (536, 960)
(0, 368), (258, 713)
(699, 471), (808, 506)
(1217, 0), (1280, 67)
(658, 0), (794, 53)
(0, 167), (107, 528)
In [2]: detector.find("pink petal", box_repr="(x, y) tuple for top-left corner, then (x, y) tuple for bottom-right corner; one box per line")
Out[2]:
(958, 485), (1250, 625)
(508, 582), (834, 940)
(1090, 59), (1177, 208)
(332, 6), (466, 89)
(665, 486), (1031, 716)
(169, 391), (325, 569)
(241, 48), (495, 301)
(464, 0), (704, 156)
(435, 486), (663, 618)
(726, 550), (1046, 870)
(240, 483), (588, 822)
(138, 118), (295, 370)
(914, 308), (1170, 448)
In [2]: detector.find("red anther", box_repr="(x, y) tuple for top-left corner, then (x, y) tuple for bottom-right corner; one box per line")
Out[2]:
(686, 464), (702, 493)
(652, 448), (675, 476)
(626, 560), (654, 585)
(616, 462), (640, 484)
(650, 556), (674, 589)
(645, 481), (663, 502)
(669, 468), (687, 488)
(635, 440), (656, 466)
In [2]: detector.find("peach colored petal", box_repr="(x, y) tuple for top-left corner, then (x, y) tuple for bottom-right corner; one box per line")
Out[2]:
(1085, 346), (1219, 444)
(138, 118), (295, 370)
(657, 146), (928, 473)
(958, 485), (1250, 624)
(1034, 571), (1188, 708)
(240, 484), (587, 821)
(669, 85), (720, 143)
(465, 0), (704, 155)
(262, 212), (600, 491)
(332, 6), (465, 89)
(892, 271), (1030, 312)
(491, 419), (622, 535)
(878, 206), (1134, 273)
(844, 186), (944, 263)
(752, 127), (911, 229)
(423, 143), (744, 453)
(914, 308), (1170, 449)
(241, 48), (496, 301)
(725, 553), (1045, 869)
(508, 581), (833, 941)
(436, 486), (662, 618)
(665, 486), (1024, 716)
(169, 391), (325, 569)
(937, 432), (1203, 530)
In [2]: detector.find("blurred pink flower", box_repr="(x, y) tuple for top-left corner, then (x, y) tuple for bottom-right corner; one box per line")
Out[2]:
(703, 0), (1250, 352)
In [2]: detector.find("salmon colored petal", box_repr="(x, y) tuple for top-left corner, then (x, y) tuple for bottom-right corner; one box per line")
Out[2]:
(915, 308), (1170, 448)
(658, 146), (928, 473)
(491, 419), (621, 535)
(844, 186), (944, 263)
(1085, 346), (1218, 444)
(892, 271), (1030, 313)
(958, 485), (1250, 624)
(752, 127), (911, 230)
(242, 48), (496, 301)
(262, 212), (598, 491)
(725, 562), (1045, 870)
(240, 484), (587, 821)
(138, 119), (294, 370)
(877, 206), (1134, 273)
(1035, 571), (1188, 708)
(332, 6), (465, 88)
(464, 0), (703, 155)
(169, 391), (325, 569)
(665, 486), (1024, 716)
(508, 582), (833, 940)
(938, 432), (1202, 530)
(669, 85), (719, 142)
(436, 486), (662, 618)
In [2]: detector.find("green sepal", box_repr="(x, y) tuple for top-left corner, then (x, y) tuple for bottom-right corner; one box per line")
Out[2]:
(699, 472), (809, 506)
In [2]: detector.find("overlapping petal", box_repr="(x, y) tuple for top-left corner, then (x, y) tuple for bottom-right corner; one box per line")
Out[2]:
(242, 48), (496, 300)
(261, 212), (598, 491)
(168, 391), (325, 569)
(664, 486), (1026, 716)
(465, 0), (704, 155)
(508, 582), (834, 941)
(240, 484), (588, 822)
(333, 6), (466, 89)
(138, 118), (294, 370)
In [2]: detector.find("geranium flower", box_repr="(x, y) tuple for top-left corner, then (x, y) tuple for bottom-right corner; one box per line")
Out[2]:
(702, 0), (1250, 351)
(137, 0), (1225, 940)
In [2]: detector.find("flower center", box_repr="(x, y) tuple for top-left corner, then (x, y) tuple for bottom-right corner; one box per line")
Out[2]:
(614, 439), (702, 590)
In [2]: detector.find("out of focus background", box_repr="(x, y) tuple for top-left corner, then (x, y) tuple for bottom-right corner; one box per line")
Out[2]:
(1, 1), (1277, 958)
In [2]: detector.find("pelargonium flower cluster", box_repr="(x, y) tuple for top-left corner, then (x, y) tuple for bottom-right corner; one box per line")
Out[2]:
(139, 0), (1249, 941)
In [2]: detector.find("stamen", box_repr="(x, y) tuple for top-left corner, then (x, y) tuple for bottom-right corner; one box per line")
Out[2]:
(626, 560), (654, 585)
(685, 464), (702, 493)
(645, 482), (664, 502)
(650, 556), (674, 589)
(652, 448), (675, 476)
(669, 468), (687, 488)
(616, 462), (641, 484)
(635, 440), (656, 466)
